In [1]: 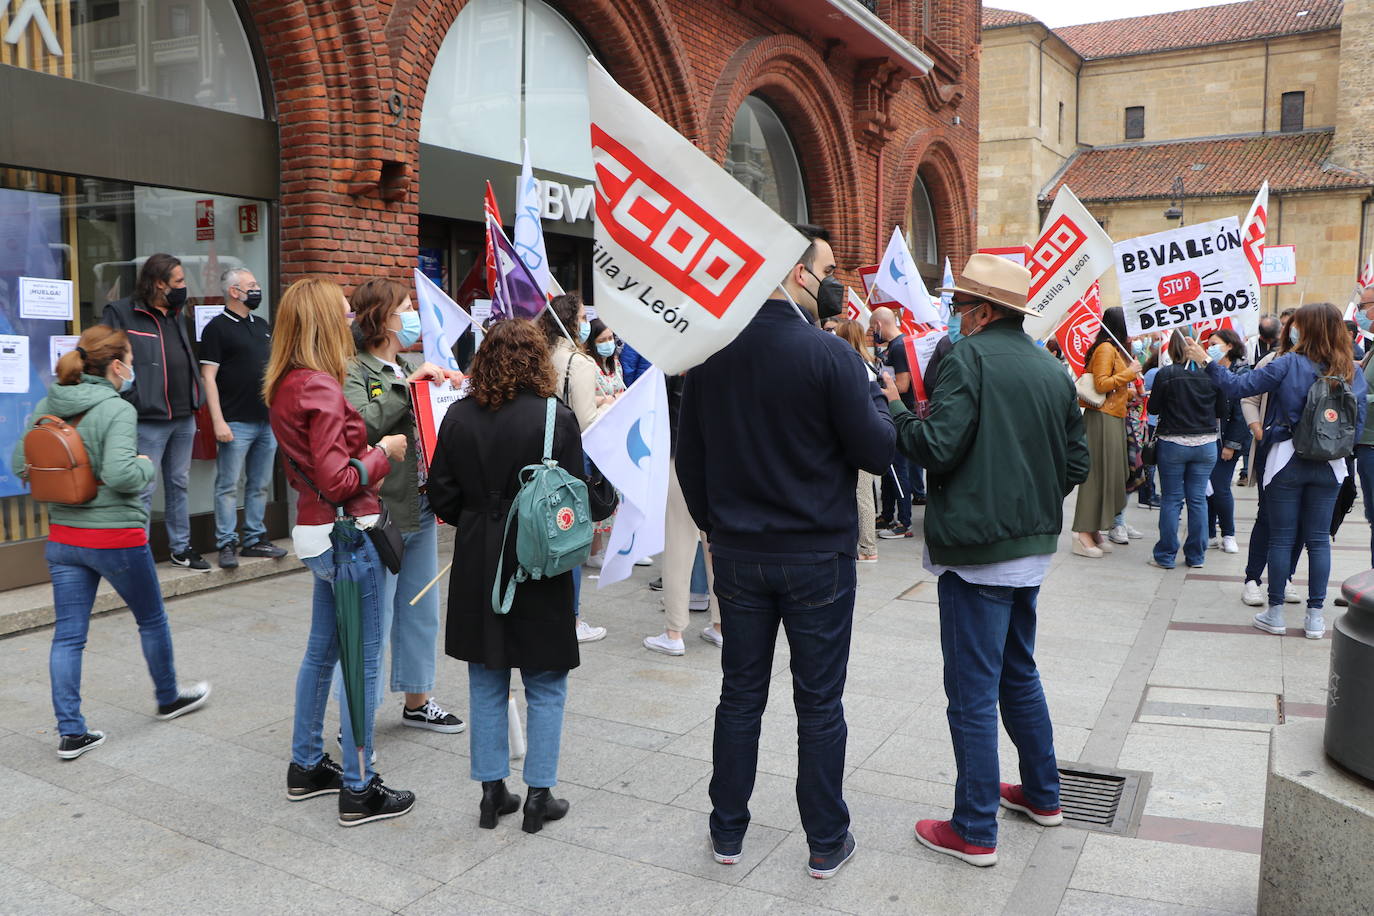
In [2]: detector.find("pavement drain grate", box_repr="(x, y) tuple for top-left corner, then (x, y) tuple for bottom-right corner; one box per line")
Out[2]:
(1055, 763), (1152, 836)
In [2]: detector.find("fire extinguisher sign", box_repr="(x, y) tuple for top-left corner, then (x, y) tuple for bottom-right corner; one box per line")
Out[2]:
(195, 200), (215, 241)
(238, 204), (259, 235)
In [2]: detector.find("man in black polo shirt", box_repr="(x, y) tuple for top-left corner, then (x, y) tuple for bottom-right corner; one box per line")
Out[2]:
(199, 267), (286, 569)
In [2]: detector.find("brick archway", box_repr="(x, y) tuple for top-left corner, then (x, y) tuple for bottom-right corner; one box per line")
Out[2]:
(703, 36), (863, 268)
(885, 132), (976, 271)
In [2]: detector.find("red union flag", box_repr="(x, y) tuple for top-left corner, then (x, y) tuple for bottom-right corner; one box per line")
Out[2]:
(1360, 251), (1373, 288)
(1023, 186), (1115, 341)
(588, 61), (807, 373)
(1054, 282), (1103, 376)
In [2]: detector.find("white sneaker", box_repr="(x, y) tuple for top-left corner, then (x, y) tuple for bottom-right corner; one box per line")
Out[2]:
(1222, 536), (1239, 554)
(1304, 614), (1325, 639)
(700, 626), (723, 648)
(1207, 537), (1219, 550)
(1107, 525), (1129, 545)
(1252, 608), (1287, 635)
(576, 620), (608, 643)
(1285, 585), (1301, 604)
(1125, 524), (1144, 539)
(634, 558), (654, 567)
(1242, 580), (1265, 606)
(643, 632), (684, 656)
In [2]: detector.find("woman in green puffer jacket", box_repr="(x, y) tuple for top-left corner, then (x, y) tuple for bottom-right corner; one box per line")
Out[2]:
(12, 326), (209, 762)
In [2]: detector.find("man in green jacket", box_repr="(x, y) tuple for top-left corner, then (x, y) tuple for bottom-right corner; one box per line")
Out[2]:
(879, 254), (1089, 868)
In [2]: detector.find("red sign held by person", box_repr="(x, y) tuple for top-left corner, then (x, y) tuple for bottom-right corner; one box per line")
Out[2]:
(1055, 282), (1103, 376)
(1158, 272), (1201, 306)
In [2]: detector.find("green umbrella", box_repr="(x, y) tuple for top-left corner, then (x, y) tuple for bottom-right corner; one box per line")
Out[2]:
(331, 519), (369, 780)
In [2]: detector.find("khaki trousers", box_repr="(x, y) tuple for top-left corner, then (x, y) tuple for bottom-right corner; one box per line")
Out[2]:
(665, 459), (720, 633)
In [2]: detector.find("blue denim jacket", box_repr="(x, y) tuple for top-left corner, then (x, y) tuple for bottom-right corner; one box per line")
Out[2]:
(1204, 352), (1367, 442)
(1219, 363), (1253, 452)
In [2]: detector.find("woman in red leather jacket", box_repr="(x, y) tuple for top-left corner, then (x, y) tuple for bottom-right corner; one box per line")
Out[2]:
(263, 277), (416, 828)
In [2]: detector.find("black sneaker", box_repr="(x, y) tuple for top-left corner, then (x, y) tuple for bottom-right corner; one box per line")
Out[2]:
(911, 494), (928, 506)
(156, 681), (211, 720)
(240, 538), (287, 559)
(338, 775), (415, 827)
(874, 515), (892, 530)
(170, 550), (211, 572)
(711, 834), (743, 865)
(808, 831), (857, 879)
(287, 753), (344, 801)
(401, 698), (466, 734)
(649, 577), (663, 591)
(878, 525), (913, 539)
(57, 731), (105, 760)
(217, 545), (239, 569)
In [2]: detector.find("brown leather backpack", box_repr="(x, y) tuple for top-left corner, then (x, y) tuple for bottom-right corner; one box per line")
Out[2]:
(23, 413), (98, 504)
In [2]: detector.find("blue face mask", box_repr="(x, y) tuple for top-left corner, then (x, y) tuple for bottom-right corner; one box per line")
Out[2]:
(578, 320), (591, 343)
(946, 310), (962, 345)
(117, 361), (135, 394)
(1357, 307), (1373, 334)
(1289, 327), (1300, 346)
(394, 310), (421, 347)
(595, 340), (616, 358)
(1207, 344), (1224, 362)
(1132, 338), (1147, 356)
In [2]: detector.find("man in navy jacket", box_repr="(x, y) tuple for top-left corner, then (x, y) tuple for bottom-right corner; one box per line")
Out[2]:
(677, 226), (895, 879)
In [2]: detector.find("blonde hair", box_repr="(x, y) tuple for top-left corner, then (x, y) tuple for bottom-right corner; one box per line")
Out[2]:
(55, 326), (128, 385)
(262, 277), (355, 405)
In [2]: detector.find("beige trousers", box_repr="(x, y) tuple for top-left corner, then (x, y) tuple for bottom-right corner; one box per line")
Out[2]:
(856, 470), (877, 554)
(665, 459), (720, 633)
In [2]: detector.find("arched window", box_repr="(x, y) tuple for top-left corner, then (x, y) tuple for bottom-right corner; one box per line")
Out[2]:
(61, 0), (265, 117)
(421, 0), (594, 178)
(724, 95), (809, 224)
(908, 173), (939, 271)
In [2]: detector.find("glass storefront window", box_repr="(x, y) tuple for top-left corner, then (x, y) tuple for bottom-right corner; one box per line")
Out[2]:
(0, 166), (271, 547)
(724, 95), (809, 224)
(909, 173), (939, 270)
(421, 0), (594, 179)
(1, 0), (264, 117)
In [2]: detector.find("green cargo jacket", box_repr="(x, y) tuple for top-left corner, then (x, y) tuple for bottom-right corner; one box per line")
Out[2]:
(343, 352), (423, 533)
(889, 319), (1091, 566)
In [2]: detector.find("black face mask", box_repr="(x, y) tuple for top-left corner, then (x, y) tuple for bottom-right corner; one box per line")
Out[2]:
(805, 267), (846, 320)
(244, 290), (263, 309)
(164, 286), (188, 310)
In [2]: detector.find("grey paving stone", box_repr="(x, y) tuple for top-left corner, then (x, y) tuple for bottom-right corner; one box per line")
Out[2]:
(0, 862), (111, 915)
(1057, 889), (1242, 915)
(87, 773), (266, 847)
(1069, 834), (1259, 913)
(600, 748), (714, 803)
(707, 885), (849, 914)
(1119, 726), (1270, 827)
(398, 884), (541, 915)
(0, 732), (128, 792)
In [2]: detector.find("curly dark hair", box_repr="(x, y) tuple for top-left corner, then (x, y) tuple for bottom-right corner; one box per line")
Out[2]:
(468, 318), (556, 409)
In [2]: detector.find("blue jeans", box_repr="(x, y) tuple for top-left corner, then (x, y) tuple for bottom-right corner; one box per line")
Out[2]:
(1207, 450), (1241, 538)
(467, 664), (568, 787)
(292, 528), (385, 791)
(881, 453), (912, 528)
(1357, 445), (1374, 568)
(937, 572), (1058, 848)
(1153, 440), (1217, 568)
(213, 420), (276, 548)
(1263, 457), (1340, 611)
(137, 416), (196, 553)
(691, 543), (707, 594)
(709, 554), (856, 856)
(46, 542), (180, 735)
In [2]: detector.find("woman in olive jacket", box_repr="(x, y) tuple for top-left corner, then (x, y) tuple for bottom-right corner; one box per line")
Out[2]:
(342, 278), (464, 734)
(427, 318), (584, 835)
(13, 325), (208, 760)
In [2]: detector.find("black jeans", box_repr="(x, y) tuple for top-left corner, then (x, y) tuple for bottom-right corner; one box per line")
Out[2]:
(709, 554), (856, 856)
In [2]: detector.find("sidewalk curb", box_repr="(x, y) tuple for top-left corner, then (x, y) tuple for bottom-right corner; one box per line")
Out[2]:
(0, 539), (304, 639)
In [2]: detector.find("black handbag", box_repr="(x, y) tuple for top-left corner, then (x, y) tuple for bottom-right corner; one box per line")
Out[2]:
(286, 454), (405, 574)
(585, 459), (619, 522)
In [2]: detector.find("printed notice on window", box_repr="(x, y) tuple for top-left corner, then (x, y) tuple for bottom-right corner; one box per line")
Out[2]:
(0, 335), (30, 393)
(18, 277), (74, 321)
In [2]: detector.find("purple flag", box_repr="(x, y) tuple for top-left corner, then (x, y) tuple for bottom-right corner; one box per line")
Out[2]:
(487, 215), (547, 321)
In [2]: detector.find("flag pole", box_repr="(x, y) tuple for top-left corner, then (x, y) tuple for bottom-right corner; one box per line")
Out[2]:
(409, 561), (452, 606)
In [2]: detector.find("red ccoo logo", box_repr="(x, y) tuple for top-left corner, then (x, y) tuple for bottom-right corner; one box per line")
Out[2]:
(591, 124), (765, 319)
(1028, 215), (1088, 298)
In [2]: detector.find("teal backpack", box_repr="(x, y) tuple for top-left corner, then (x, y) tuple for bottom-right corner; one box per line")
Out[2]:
(492, 398), (593, 615)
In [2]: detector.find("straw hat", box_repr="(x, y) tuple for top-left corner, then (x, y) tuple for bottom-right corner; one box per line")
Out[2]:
(937, 253), (1034, 316)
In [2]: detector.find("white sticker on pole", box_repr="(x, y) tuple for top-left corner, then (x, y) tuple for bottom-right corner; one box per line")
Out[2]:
(587, 59), (808, 374)
(1115, 217), (1258, 336)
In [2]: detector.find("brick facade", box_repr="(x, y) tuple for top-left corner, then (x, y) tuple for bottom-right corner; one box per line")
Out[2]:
(243, 0), (981, 289)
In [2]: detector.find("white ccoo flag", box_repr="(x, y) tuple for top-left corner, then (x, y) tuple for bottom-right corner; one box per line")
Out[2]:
(581, 367), (670, 587)
(414, 268), (472, 373)
(587, 59), (808, 374)
(1022, 186), (1115, 341)
(875, 227), (942, 327)
(515, 139), (557, 298)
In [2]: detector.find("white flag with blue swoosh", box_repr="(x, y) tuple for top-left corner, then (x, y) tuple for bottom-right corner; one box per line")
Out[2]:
(581, 366), (669, 587)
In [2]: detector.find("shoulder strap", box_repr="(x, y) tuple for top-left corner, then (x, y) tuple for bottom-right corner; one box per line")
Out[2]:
(543, 397), (557, 461)
(284, 453), (358, 519)
(561, 350), (574, 406)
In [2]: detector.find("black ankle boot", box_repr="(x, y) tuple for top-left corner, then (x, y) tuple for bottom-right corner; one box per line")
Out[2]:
(522, 786), (569, 834)
(479, 779), (521, 829)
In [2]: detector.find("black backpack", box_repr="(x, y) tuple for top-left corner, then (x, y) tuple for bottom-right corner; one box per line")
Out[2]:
(1292, 371), (1357, 461)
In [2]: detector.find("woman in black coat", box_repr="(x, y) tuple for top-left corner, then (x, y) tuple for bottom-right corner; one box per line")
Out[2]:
(427, 318), (584, 834)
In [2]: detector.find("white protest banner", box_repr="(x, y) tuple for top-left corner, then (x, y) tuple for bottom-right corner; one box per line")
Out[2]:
(409, 378), (466, 485)
(1261, 245), (1297, 286)
(581, 367), (670, 587)
(1022, 187), (1115, 341)
(19, 277), (73, 321)
(1114, 217), (1257, 336)
(588, 59), (808, 374)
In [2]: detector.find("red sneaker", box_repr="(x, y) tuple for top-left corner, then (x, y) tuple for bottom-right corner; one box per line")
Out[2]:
(914, 819), (997, 867)
(998, 783), (1063, 826)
